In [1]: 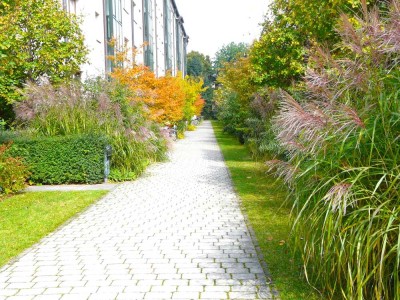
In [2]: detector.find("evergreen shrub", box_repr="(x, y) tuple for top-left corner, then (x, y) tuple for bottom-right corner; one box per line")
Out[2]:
(2, 134), (108, 184)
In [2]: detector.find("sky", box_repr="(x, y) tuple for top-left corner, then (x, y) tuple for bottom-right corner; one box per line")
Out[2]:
(174, 0), (271, 60)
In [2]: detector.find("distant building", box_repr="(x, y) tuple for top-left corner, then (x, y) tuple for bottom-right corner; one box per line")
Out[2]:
(61, 0), (188, 78)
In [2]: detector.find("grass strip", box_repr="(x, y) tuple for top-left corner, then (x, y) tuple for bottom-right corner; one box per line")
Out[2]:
(212, 121), (322, 300)
(0, 190), (108, 267)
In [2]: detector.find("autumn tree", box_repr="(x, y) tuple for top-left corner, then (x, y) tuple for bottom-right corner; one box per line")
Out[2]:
(217, 56), (257, 107)
(111, 50), (204, 123)
(187, 51), (214, 118)
(182, 77), (205, 122)
(154, 75), (186, 123)
(0, 0), (88, 123)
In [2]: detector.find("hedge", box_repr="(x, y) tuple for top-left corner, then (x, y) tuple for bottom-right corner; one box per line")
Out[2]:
(1, 134), (108, 184)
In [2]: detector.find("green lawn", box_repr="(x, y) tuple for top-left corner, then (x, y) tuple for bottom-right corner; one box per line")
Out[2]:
(212, 121), (322, 300)
(0, 190), (108, 267)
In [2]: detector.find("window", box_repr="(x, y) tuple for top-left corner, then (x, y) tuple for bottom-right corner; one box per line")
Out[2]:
(106, 0), (123, 72)
(131, 1), (136, 50)
(163, 0), (173, 71)
(183, 36), (188, 76)
(143, 0), (154, 71)
(176, 22), (182, 72)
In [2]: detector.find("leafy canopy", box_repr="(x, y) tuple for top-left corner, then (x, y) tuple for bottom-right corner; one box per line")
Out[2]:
(187, 51), (214, 118)
(249, 0), (387, 89)
(213, 42), (249, 73)
(0, 0), (88, 106)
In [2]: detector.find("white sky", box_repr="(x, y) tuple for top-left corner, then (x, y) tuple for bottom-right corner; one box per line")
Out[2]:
(174, 0), (272, 60)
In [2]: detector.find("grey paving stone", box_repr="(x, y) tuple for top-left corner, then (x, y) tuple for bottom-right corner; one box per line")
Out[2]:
(164, 279), (189, 286)
(151, 285), (177, 292)
(60, 294), (91, 300)
(116, 292), (145, 300)
(32, 282), (60, 289)
(188, 279), (215, 286)
(143, 292), (173, 299)
(33, 296), (62, 300)
(181, 273), (207, 280)
(7, 296), (35, 300)
(42, 287), (72, 295)
(200, 291), (228, 299)
(178, 285), (204, 292)
(123, 285), (151, 293)
(172, 291), (200, 299)
(231, 273), (257, 280)
(14, 289), (45, 297)
(231, 285), (257, 292)
(0, 290), (18, 297)
(88, 292), (118, 300)
(204, 285), (231, 292)
(229, 291), (259, 299)
(207, 273), (232, 280)
(6, 283), (35, 290)
(0, 122), (272, 299)
(215, 279), (242, 286)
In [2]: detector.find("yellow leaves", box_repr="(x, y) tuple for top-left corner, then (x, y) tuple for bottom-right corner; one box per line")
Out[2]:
(181, 76), (206, 121)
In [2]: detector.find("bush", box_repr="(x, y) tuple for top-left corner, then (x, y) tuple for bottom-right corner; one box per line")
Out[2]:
(0, 143), (29, 194)
(268, 3), (400, 298)
(2, 135), (108, 184)
(14, 79), (169, 181)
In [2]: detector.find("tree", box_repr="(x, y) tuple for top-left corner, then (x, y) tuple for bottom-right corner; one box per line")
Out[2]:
(217, 56), (257, 107)
(250, 22), (305, 88)
(213, 42), (248, 73)
(250, 0), (388, 89)
(155, 74), (186, 123)
(182, 77), (205, 122)
(0, 0), (88, 122)
(187, 51), (206, 77)
(187, 51), (214, 118)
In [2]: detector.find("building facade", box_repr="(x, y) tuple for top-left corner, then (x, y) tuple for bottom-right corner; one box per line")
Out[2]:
(62, 0), (188, 78)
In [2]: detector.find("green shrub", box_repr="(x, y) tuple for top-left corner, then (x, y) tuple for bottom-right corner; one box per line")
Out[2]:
(14, 79), (169, 181)
(2, 135), (108, 184)
(0, 143), (30, 194)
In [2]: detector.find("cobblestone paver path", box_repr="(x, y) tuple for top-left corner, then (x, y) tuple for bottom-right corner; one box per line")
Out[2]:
(0, 121), (273, 300)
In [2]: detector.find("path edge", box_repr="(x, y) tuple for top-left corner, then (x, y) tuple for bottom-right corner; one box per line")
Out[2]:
(210, 122), (281, 300)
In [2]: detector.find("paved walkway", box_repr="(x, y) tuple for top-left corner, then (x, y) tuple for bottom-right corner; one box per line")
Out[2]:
(0, 121), (274, 300)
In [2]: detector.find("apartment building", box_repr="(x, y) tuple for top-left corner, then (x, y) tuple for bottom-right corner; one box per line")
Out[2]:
(62, 0), (188, 78)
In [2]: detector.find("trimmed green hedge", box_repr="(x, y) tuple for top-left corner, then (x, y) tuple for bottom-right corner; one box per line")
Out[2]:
(1, 135), (108, 184)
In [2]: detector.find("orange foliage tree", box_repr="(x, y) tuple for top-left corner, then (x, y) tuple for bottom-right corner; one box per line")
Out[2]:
(109, 45), (204, 124)
(194, 96), (205, 116)
(154, 74), (186, 123)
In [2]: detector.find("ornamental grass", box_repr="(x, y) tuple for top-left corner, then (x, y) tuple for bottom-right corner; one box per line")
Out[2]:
(268, 2), (400, 298)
